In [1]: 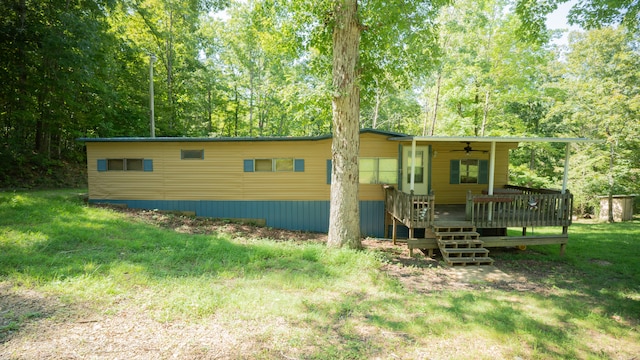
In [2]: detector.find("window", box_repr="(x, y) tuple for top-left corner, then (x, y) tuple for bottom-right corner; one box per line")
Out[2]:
(125, 159), (143, 171)
(103, 158), (148, 171)
(460, 159), (479, 183)
(244, 159), (304, 172)
(360, 158), (398, 184)
(181, 149), (204, 159)
(406, 150), (424, 184)
(255, 159), (274, 172)
(275, 158), (294, 172)
(105, 159), (148, 171)
(450, 159), (488, 184)
(107, 159), (124, 171)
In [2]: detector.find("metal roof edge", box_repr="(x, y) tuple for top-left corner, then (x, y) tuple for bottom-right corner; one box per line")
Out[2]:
(387, 136), (602, 143)
(76, 134), (334, 143)
(76, 128), (409, 143)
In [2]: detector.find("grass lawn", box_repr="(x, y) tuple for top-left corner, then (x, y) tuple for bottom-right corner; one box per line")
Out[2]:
(1, 190), (639, 359)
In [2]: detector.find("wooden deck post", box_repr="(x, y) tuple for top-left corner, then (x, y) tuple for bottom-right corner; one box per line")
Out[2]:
(392, 217), (397, 245)
(560, 225), (568, 256)
(384, 211), (390, 239)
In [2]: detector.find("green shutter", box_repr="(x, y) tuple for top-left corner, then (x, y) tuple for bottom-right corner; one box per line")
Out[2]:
(294, 159), (305, 172)
(243, 159), (254, 172)
(478, 160), (489, 184)
(97, 159), (107, 172)
(326, 159), (332, 184)
(450, 160), (460, 184)
(143, 159), (153, 172)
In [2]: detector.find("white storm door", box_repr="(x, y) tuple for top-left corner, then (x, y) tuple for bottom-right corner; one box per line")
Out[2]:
(402, 146), (429, 195)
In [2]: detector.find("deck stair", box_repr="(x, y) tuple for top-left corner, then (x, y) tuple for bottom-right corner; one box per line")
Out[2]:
(434, 225), (494, 266)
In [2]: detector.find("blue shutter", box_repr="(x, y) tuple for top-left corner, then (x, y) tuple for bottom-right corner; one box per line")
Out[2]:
(143, 159), (153, 172)
(397, 144), (403, 191)
(478, 160), (489, 184)
(326, 159), (332, 184)
(294, 159), (305, 172)
(243, 159), (254, 172)
(450, 160), (460, 184)
(97, 159), (107, 172)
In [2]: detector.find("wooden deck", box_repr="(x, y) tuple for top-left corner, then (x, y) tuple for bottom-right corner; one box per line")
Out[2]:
(384, 186), (572, 260)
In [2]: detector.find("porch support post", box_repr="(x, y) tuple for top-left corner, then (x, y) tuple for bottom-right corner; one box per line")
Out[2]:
(488, 141), (496, 221)
(488, 141), (496, 195)
(410, 139), (417, 192)
(562, 143), (570, 194)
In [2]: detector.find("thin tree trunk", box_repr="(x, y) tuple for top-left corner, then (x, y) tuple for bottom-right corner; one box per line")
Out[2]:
(481, 90), (489, 136)
(166, 7), (175, 130)
(372, 78), (380, 129)
(430, 72), (442, 136)
(234, 84), (239, 137)
(473, 80), (480, 136)
(249, 69), (254, 136)
(328, 0), (361, 249)
(607, 141), (615, 222)
(207, 88), (212, 134)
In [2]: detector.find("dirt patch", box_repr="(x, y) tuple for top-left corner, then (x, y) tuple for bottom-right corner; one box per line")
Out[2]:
(93, 204), (328, 243)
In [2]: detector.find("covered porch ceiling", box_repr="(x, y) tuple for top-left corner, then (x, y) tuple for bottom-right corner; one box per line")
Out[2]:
(387, 135), (602, 195)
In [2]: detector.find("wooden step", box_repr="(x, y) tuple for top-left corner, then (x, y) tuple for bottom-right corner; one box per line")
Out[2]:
(433, 226), (476, 233)
(437, 239), (484, 247)
(443, 256), (495, 266)
(433, 226), (493, 266)
(436, 233), (480, 241)
(440, 248), (490, 257)
(434, 231), (479, 237)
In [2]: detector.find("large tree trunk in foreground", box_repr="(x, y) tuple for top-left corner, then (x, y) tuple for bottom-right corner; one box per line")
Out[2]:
(327, 0), (361, 249)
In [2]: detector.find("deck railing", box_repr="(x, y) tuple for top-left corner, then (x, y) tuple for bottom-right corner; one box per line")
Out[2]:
(384, 186), (435, 228)
(467, 186), (573, 228)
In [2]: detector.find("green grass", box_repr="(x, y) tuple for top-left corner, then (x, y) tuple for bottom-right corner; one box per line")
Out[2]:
(1, 190), (639, 359)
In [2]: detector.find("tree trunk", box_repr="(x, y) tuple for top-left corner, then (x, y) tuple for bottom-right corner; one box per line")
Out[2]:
(372, 78), (380, 129)
(327, 0), (361, 249)
(607, 141), (615, 222)
(207, 88), (212, 134)
(430, 72), (442, 136)
(249, 68), (254, 136)
(481, 90), (489, 136)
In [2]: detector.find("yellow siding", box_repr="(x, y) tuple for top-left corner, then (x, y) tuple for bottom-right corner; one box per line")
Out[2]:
(427, 142), (516, 204)
(88, 140), (333, 201)
(86, 135), (516, 204)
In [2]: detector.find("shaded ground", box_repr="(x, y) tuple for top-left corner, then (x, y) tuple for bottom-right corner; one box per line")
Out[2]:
(91, 205), (565, 294)
(0, 206), (593, 359)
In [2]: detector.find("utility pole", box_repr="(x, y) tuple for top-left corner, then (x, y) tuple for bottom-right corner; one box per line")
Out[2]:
(150, 54), (156, 137)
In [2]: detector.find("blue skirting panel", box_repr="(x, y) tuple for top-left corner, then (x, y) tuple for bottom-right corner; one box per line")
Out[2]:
(90, 199), (386, 238)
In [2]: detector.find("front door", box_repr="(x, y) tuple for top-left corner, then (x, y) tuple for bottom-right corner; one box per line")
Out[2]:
(402, 145), (430, 195)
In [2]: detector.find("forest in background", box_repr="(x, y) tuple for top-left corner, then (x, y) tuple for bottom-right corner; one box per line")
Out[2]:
(1, 0), (638, 214)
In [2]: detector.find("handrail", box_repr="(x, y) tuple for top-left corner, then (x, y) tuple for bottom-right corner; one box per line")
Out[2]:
(504, 184), (565, 195)
(384, 186), (434, 228)
(467, 191), (573, 228)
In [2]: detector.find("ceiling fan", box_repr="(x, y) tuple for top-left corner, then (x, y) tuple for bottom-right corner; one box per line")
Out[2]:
(452, 142), (488, 155)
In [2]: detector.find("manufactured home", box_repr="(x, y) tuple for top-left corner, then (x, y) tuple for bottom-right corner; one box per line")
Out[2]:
(80, 129), (594, 265)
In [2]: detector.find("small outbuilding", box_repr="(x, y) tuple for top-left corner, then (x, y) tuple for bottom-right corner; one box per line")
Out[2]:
(599, 195), (636, 221)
